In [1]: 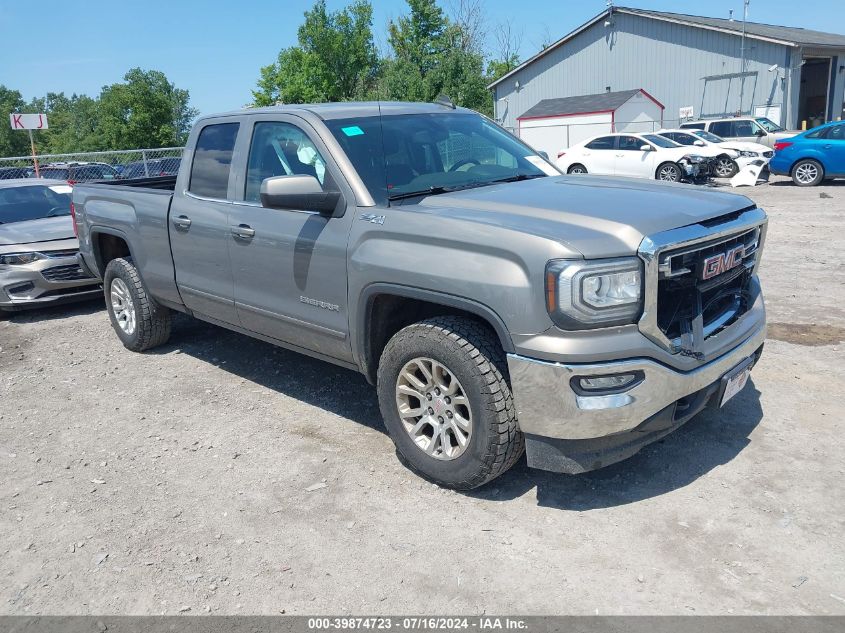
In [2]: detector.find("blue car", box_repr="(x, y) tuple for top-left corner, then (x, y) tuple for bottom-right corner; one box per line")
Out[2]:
(769, 120), (845, 186)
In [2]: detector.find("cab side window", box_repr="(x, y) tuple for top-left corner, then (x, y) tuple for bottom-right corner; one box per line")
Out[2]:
(189, 123), (240, 199)
(245, 122), (328, 203)
(672, 133), (695, 146)
(733, 120), (758, 137)
(618, 136), (644, 151)
(710, 121), (733, 137)
(585, 136), (616, 150)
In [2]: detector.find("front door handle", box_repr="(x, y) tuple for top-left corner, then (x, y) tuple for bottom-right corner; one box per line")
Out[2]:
(172, 215), (192, 229)
(231, 224), (255, 239)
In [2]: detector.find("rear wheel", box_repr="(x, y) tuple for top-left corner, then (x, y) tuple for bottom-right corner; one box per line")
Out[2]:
(377, 316), (523, 490)
(713, 156), (738, 178)
(568, 164), (588, 174)
(791, 159), (824, 186)
(104, 257), (171, 352)
(656, 162), (682, 182)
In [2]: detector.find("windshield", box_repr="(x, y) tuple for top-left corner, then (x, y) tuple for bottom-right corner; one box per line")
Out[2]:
(643, 134), (680, 148)
(755, 117), (784, 133)
(693, 130), (725, 143)
(0, 184), (71, 224)
(324, 112), (555, 204)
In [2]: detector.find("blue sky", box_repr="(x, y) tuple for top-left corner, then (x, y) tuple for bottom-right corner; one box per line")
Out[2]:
(2, 0), (844, 116)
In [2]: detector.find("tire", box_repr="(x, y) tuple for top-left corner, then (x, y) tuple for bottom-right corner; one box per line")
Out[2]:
(567, 164), (588, 175)
(377, 316), (524, 490)
(713, 156), (738, 178)
(791, 159), (824, 186)
(656, 162), (682, 182)
(103, 257), (171, 352)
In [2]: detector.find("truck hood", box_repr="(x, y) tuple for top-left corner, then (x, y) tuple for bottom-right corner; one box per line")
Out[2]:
(0, 216), (75, 247)
(417, 176), (755, 258)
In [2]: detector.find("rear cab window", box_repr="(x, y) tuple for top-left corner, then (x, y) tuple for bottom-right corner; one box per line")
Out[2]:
(189, 122), (240, 199)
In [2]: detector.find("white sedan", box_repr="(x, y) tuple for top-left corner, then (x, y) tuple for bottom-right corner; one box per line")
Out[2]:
(555, 133), (721, 182)
(657, 129), (774, 178)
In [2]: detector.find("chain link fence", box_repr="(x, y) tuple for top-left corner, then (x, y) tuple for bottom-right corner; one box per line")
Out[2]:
(0, 147), (185, 182)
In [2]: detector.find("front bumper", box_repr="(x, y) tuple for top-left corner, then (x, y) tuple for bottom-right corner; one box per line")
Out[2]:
(507, 320), (766, 473)
(0, 248), (102, 311)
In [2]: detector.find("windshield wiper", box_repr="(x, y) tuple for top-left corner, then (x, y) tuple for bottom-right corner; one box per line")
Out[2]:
(387, 186), (452, 201)
(488, 173), (547, 185)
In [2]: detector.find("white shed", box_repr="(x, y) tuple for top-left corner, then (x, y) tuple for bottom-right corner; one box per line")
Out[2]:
(517, 89), (664, 157)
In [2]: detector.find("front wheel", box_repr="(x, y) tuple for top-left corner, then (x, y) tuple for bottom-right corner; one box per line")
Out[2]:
(656, 162), (682, 182)
(377, 316), (524, 490)
(791, 159), (824, 186)
(104, 257), (171, 352)
(713, 156), (738, 178)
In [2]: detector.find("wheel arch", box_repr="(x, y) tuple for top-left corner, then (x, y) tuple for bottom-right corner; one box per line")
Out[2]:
(90, 227), (134, 277)
(355, 284), (515, 385)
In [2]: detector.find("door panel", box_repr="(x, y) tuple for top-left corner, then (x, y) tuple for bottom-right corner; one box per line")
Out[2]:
(228, 118), (353, 362)
(169, 122), (239, 324)
(614, 136), (655, 177)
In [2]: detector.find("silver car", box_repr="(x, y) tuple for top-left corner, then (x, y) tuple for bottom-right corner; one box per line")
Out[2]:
(0, 179), (101, 315)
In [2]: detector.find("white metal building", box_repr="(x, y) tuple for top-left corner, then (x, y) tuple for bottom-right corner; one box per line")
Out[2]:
(490, 6), (845, 136)
(517, 88), (664, 157)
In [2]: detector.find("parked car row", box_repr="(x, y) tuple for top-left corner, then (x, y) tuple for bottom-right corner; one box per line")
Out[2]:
(0, 158), (182, 182)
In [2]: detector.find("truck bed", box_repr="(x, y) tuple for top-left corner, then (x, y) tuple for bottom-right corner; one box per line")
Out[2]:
(94, 175), (177, 191)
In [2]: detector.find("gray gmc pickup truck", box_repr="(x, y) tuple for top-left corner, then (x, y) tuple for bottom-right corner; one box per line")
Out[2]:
(73, 102), (767, 489)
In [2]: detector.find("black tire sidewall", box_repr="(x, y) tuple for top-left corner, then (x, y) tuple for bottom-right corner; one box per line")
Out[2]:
(792, 160), (823, 186)
(103, 259), (142, 349)
(378, 327), (506, 488)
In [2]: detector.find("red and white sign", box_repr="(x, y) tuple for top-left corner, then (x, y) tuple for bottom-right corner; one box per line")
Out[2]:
(9, 113), (49, 130)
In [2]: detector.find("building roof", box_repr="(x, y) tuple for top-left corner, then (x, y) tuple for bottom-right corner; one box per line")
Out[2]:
(518, 89), (660, 120)
(622, 7), (845, 48)
(488, 6), (845, 89)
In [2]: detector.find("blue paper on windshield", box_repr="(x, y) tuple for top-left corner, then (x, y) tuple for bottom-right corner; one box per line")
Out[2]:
(341, 125), (364, 137)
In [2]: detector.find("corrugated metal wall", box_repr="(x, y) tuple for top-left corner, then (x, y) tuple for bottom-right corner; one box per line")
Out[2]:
(495, 12), (791, 132)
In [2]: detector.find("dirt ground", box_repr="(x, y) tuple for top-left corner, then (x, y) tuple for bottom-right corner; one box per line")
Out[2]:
(1, 175), (843, 615)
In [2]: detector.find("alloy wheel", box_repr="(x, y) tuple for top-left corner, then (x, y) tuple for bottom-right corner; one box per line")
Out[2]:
(110, 278), (137, 335)
(395, 357), (472, 460)
(715, 158), (735, 178)
(658, 165), (680, 181)
(794, 162), (819, 185)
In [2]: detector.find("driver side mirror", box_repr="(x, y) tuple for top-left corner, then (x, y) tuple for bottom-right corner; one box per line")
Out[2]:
(640, 144), (654, 152)
(755, 129), (766, 137)
(260, 175), (341, 215)
(693, 140), (705, 147)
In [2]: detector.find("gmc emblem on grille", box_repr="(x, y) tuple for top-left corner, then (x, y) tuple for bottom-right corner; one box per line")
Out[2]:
(701, 245), (745, 280)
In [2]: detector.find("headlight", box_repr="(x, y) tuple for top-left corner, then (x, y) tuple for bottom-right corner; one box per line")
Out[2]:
(681, 154), (706, 164)
(546, 258), (643, 329)
(0, 252), (46, 265)
(739, 150), (759, 158)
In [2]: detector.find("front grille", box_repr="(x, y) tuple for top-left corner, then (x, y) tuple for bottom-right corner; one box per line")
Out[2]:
(656, 228), (760, 342)
(42, 264), (93, 282)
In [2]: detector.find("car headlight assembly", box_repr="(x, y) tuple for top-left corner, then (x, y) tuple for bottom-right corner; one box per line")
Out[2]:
(738, 150), (759, 158)
(681, 154), (706, 164)
(0, 252), (46, 266)
(546, 258), (643, 329)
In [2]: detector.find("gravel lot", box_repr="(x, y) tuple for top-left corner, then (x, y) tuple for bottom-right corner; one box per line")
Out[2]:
(1, 175), (843, 615)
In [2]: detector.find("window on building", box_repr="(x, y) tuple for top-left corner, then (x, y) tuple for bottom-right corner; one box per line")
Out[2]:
(189, 123), (240, 199)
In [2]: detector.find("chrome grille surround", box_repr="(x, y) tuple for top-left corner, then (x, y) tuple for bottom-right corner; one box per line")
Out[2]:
(638, 207), (768, 355)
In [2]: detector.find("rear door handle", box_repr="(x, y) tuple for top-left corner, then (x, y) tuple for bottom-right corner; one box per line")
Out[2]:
(231, 224), (255, 239)
(172, 215), (192, 229)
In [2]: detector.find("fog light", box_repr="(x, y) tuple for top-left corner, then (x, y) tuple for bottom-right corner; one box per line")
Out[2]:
(572, 370), (644, 395)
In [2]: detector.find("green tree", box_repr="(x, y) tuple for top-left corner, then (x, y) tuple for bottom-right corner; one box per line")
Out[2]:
(253, 0), (379, 105)
(0, 85), (32, 157)
(380, 0), (492, 115)
(97, 68), (198, 150)
(28, 92), (103, 154)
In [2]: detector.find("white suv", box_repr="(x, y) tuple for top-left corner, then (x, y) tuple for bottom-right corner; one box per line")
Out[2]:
(679, 117), (797, 149)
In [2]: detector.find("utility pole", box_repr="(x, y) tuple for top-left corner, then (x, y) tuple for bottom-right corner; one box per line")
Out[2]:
(738, 0), (750, 115)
